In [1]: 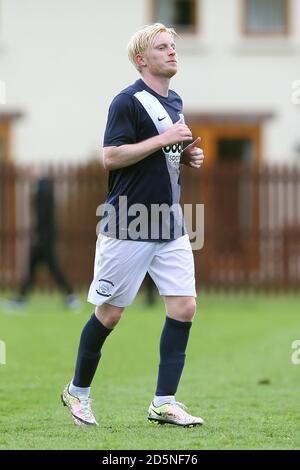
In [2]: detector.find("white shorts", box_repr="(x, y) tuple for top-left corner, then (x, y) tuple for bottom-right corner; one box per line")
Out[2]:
(87, 234), (196, 307)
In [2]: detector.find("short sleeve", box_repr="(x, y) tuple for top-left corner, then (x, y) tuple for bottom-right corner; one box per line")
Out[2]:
(103, 93), (137, 147)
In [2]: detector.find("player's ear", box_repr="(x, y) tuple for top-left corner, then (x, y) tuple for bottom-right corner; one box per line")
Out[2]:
(135, 53), (146, 68)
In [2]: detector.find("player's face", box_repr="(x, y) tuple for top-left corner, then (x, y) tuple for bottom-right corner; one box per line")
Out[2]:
(142, 32), (178, 78)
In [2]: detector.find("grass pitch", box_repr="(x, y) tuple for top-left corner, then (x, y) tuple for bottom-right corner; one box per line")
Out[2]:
(0, 292), (299, 450)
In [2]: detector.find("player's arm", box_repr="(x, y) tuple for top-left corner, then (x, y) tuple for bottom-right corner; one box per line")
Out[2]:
(103, 121), (193, 171)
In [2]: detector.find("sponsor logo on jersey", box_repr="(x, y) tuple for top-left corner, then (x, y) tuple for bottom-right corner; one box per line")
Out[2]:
(162, 142), (182, 167)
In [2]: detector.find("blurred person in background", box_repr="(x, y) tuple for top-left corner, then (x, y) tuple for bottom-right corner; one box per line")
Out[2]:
(9, 173), (81, 310)
(143, 272), (156, 306)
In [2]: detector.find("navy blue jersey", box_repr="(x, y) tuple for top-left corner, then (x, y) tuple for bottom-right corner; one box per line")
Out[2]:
(101, 79), (187, 241)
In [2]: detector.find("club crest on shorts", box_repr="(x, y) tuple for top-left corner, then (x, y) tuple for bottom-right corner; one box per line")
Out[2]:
(162, 142), (182, 167)
(96, 279), (114, 297)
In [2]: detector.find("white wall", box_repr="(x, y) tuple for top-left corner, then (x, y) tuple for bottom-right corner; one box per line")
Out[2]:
(174, 0), (300, 162)
(0, 0), (146, 162)
(0, 0), (299, 163)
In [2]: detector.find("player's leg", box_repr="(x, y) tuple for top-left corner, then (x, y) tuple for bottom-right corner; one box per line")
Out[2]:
(155, 295), (196, 399)
(62, 302), (124, 426)
(71, 303), (124, 392)
(147, 235), (204, 426)
(62, 235), (155, 425)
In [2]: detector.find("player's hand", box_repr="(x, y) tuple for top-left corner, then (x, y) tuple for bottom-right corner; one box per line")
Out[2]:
(182, 137), (204, 169)
(161, 120), (193, 146)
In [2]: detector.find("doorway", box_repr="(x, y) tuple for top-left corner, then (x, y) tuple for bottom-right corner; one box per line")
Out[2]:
(184, 118), (264, 285)
(0, 122), (10, 163)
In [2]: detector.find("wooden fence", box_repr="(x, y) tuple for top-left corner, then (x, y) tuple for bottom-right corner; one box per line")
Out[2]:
(1, 161), (300, 292)
(0, 162), (107, 291)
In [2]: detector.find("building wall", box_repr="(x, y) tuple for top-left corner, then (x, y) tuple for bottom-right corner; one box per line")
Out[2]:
(0, 0), (299, 164)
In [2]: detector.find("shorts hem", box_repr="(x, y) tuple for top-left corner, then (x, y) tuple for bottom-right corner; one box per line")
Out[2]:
(87, 298), (133, 308)
(159, 291), (197, 298)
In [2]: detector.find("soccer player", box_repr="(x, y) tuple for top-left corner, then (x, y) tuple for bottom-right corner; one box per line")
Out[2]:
(61, 23), (204, 426)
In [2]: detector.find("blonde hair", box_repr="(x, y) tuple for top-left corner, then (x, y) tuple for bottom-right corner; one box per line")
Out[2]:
(127, 23), (177, 72)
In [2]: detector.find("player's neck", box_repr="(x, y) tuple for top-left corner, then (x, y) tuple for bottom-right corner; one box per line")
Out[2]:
(140, 75), (170, 98)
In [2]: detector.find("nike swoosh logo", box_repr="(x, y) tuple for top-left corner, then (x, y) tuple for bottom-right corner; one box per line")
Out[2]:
(158, 116), (167, 121)
(152, 409), (162, 416)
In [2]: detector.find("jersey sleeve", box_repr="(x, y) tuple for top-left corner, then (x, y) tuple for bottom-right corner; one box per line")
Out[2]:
(103, 93), (137, 147)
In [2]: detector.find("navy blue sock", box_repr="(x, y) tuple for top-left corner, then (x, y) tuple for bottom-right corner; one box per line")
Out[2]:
(73, 313), (112, 387)
(156, 316), (192, 396)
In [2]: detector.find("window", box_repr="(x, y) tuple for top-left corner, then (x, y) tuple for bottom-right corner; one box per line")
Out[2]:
(243, 0), (289, 35)
(152, 0), (197, 33)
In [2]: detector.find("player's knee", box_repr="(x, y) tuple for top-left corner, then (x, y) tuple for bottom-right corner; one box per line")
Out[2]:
(105, 314), (122, 328)
(179, 298), (197, 322)
(95, 305), (124, 329)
